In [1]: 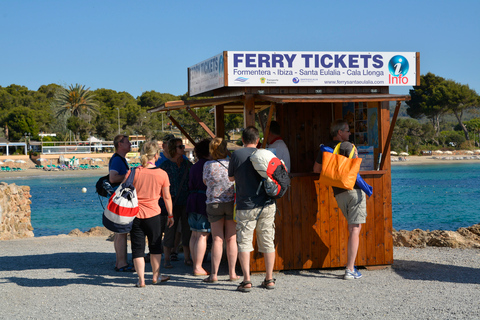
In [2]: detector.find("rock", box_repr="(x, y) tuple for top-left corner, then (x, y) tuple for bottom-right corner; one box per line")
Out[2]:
(68, 229), (86, 237)
(393, 224), (480, 248)
(84, 226), (113, 237)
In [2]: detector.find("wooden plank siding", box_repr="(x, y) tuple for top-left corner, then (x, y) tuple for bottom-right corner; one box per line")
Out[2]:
(245, 99), (394, 272)
(249, 172), (391, 272)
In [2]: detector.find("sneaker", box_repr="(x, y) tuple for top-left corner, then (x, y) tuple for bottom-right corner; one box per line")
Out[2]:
(344, 267), (362, 280)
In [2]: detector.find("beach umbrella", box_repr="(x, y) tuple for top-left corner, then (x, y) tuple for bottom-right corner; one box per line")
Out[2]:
(15, 160), (26, 163)
(433, 150), (443, 154)
(0, 161), (4, 165)
(38, 158), (47, 162)
(399, 152), (409, 156)
(4, 159), (14, 163)
(93, 158), (103, 162)
(465, 151), (474, 155)
(474, 150), (480, 154)
(390, 151), (398, 155)
(82, 157), (91, 160)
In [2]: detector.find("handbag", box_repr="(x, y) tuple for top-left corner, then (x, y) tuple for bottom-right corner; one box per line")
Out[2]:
(102, 167), (139, 233)
(319, 142), (362, 190)
(96, 153), (129, 198)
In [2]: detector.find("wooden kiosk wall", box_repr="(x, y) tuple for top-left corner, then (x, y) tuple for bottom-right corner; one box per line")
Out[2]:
(249, 101), (393, 272)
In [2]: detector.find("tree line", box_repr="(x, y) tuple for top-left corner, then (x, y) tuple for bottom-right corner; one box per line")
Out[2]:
(0, 84), (243, 143)
(392, 73), (480, 154)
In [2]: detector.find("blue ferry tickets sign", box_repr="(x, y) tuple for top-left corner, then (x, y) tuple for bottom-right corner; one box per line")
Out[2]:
(188, 51), (419, 95)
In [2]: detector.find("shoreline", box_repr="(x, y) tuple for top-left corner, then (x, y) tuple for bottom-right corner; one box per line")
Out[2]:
(1, 155), (479, 179)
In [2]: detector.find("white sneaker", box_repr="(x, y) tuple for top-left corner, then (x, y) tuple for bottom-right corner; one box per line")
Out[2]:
(344, 267), (362, 280)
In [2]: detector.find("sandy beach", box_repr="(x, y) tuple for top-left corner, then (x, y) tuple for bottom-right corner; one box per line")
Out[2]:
(1, 154), (480, 180)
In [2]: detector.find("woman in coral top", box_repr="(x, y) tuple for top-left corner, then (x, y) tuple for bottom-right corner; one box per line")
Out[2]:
(127, 140), (174, 287)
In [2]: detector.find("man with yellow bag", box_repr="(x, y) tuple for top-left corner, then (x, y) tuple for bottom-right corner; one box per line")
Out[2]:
(313, 120), (366, 280)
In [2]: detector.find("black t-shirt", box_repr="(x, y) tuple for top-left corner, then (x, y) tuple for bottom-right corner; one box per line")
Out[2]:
(315, 141), (360, 196)
(228, 147), (270, 210)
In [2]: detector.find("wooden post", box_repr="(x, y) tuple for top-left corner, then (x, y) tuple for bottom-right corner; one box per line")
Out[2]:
(262, 103), (276, 148)
(214, 105), (225, 138)
(166, 112), (197, 147)
(185, 107), (216, 138)
(380, 100), (401, 169)
(244, 94), (256, 127)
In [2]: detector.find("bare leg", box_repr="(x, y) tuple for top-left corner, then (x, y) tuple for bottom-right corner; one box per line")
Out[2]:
(191, 231), (209, 274)
(263, 251), (276, 287)
(163, 246), (171, 266)
(238, 251), (252, 288)
(225, 219), (238, 279)
(114, 233), (128, 268)
(133, 256), (145, 286)
(150, 253), (162, 283)
(346, 224), (361, 271)
(210, 219), (225, 281)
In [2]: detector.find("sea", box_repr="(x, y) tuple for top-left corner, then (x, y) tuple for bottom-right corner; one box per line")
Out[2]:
(1, 163), (480, 237)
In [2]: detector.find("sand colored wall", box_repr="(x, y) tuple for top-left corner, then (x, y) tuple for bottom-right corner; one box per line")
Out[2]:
(0, 182), (33, 240)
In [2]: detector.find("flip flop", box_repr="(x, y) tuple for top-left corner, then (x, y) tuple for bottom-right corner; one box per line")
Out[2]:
(237, 281), (252, 292)
(135, 282), (145, 288)
(202, 276), (217, 283)
(153, 276), (170, 284)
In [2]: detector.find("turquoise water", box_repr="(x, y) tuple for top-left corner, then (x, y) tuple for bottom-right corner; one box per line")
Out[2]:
(391, 163), (480, 231)
(1, 163), (479, 236)
(1, 174), (104, 236)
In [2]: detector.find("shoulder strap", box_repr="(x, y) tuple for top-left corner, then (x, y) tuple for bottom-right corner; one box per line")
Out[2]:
(109, 153), (129, 170)
(333, 143), (356, 158)
(215, 159), (228, 169)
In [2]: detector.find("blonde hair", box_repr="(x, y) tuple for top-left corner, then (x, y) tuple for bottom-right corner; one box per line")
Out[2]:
(210, 137), (228, 160)
(140, 140), (160, 167)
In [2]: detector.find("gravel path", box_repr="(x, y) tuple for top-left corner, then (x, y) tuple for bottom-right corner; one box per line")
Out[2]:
(1, 236), (480, 319)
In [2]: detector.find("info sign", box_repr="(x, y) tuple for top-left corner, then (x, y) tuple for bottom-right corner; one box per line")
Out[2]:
(188, 53), (225, 96)
(226, 51), (417, 88)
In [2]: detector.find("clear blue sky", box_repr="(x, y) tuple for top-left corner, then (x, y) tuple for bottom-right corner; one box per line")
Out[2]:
(1, 0), (479, 98)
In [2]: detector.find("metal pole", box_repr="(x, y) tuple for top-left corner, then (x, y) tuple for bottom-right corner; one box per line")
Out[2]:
(117, 107), (120, 134)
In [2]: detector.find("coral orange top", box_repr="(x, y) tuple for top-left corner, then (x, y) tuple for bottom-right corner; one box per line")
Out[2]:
(125, 166), (170, 219)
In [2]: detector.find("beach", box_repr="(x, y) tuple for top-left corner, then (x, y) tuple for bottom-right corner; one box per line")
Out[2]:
(1, 235), (479, 319)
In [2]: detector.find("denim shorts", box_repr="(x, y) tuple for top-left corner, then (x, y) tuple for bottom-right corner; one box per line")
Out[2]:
(188, 212), (211, 233)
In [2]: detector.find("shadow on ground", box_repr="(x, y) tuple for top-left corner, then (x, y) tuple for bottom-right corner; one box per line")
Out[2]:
(392, 259), (480, 284)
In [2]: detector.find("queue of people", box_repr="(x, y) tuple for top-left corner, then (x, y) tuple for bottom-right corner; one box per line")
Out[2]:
(108, 119), (364, 290)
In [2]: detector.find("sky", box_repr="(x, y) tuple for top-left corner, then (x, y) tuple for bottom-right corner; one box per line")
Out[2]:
(1, 0), (479, 99)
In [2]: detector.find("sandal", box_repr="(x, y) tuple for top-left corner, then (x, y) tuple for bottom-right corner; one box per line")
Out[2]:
(115, 264), (135, 272)
(261, 278), (276, 290)
(237, 281), (252, 292)
(135, 282), (145, 288)
(170, 252), (179, 261)
(202, 276), (217, 283)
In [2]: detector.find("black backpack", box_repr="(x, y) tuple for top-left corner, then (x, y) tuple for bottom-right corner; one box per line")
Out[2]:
(95, 154), (129, 198)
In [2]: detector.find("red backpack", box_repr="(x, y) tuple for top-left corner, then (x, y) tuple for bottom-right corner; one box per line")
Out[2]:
(250, 149), (290, 199)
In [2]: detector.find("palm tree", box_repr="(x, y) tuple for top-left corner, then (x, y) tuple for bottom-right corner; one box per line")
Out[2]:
(53, 84), (98, 117)
(53, 84), (99, 141)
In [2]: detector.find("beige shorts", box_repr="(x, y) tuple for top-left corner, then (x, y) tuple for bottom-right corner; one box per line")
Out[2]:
(335, 189), (367, 224)
(235, 202), (276, 253)
(206, 201), (235, 223)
